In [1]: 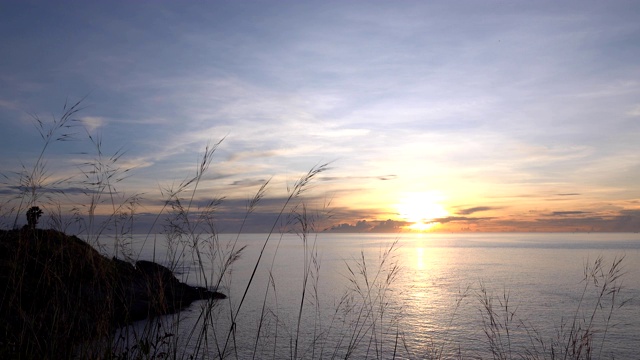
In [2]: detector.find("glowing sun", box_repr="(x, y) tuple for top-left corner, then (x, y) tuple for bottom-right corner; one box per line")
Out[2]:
(396, 192), (449, 231)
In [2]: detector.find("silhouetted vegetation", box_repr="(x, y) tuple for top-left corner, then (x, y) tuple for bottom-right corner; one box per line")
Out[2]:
(25, 206), (42, 230)
(0, 101), (633, 359)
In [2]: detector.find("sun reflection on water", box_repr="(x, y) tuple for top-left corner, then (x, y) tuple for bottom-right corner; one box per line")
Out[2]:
(416, 247), (425, 270)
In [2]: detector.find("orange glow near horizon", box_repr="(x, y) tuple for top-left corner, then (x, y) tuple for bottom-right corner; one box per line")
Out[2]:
(408, 221), (438, 231)
(396, 192), (449, 232)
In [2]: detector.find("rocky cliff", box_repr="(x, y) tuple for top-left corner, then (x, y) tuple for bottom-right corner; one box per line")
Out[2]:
(0, 228), (225, 357)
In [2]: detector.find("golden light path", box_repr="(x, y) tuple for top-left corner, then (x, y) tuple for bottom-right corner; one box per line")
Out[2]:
(395, 192), (449, 231)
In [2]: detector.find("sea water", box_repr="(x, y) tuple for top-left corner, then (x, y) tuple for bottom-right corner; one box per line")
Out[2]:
(102, 232), (640, 359)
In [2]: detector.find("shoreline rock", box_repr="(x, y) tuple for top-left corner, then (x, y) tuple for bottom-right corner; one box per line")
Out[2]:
(116, 259), (226, 323)
(0, 228), (226, 356)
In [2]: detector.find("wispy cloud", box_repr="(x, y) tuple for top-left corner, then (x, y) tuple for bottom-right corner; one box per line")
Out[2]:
(435, 216), (496, 224)
(0, 99), (20, 111)
(546, 211), (590, 217)
(2, 1), (640, 232)
(78, 116), (106, 133)
(456, 206), (500, 215)
(628, 105), (640, 117)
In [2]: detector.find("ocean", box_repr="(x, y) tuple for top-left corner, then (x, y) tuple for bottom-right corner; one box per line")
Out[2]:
(103, 232), (640, 359)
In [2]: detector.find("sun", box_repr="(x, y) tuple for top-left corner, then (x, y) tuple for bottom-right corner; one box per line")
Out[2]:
(396, 192), (449, 231)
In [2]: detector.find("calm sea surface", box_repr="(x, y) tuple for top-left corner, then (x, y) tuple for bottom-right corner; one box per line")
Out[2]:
(102, 232), (640, 359)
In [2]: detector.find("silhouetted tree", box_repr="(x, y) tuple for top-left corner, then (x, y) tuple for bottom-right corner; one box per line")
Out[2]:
(26, 206), (43, 230)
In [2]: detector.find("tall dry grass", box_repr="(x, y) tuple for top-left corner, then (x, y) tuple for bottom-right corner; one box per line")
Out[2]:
(1, 100), (634, 359)
(473, 255), (628, 360)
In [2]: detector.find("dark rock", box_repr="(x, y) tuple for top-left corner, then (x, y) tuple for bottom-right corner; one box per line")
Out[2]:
(108, 259), (226, 323)
(0, 228), (226, 358)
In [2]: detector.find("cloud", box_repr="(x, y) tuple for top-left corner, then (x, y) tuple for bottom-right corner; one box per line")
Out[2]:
(136, 193), (334, 233)
(326, 217), (412, 233)
(377, 175), (397, 181)
(628, 105), (640, 117)
(320, 174), (397, 182)
(435, 216), (495, 224)
(229, 179), (270, 187)
(618, 209), (640, 216)
(327, 220), (374, 233)
(0, 185), (106, 196)
(370, 219), (410, 232)
(2, 1), (640, 235)
(0, 99), (20, 111)
(547, 211), (589, 217)
(227, 150), (280, 163)
(78, 116), (106, 133)
(456, 206), (498, 215)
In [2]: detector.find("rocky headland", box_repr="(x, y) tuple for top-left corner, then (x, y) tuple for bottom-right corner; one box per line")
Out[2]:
(0, 228), (225, 357)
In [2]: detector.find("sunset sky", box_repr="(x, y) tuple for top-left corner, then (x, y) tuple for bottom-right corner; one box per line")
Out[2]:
(1, 1), (640, 232)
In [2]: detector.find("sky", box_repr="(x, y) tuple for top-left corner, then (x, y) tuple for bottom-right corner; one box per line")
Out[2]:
(1, 1), (640, 233)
